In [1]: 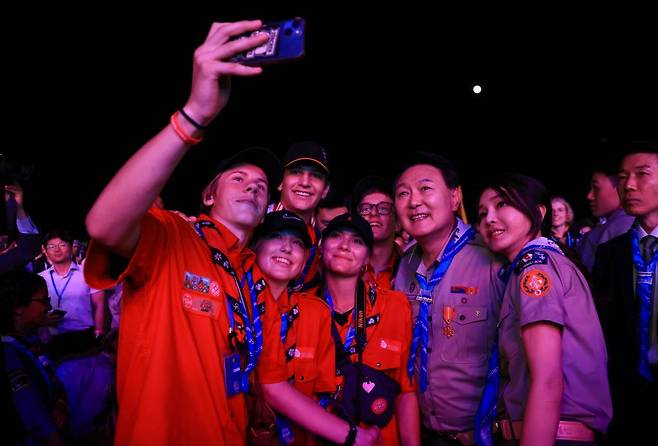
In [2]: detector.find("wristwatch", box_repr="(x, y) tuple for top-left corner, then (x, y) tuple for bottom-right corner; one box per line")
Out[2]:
(342, 420), (357, 446)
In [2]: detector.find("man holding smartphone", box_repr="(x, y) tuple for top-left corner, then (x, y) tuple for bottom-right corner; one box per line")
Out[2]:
(84, 20), (378, 446)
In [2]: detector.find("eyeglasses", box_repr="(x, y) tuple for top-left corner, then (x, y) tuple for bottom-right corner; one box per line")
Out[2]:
(357, 202), (394, 216)
(31, 297), (51, 304)
(46, 242), (69, 250)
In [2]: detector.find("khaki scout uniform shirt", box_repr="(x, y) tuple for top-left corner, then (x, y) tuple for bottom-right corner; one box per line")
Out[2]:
(499, 237), (612, 433)
(395, 219), (504, 432)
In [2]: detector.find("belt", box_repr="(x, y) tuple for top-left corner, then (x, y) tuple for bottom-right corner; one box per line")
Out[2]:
(435, 430), (475, 446)
(499, 419), (595, 442)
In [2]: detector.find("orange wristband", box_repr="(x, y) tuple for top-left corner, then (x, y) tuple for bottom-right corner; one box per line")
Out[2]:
(170, 111), (203, 145)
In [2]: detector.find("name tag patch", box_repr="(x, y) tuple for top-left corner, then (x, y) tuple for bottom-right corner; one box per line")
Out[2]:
(182, 293), (220, 319)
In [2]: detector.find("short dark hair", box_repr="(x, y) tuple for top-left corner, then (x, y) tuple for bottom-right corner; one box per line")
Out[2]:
(394, 151), (460, 190)
(42, 229), (73, 247)
(621, 140), (658, 165)
(0, 271), (47, 333)
(476, 174), (552, 238)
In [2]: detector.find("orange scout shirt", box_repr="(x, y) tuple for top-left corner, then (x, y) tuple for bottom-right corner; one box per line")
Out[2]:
(85, 209), (288, 446)
(329, 285), (415, 446)
(363, 248), (401, 292)
(270, 288), (336, 445)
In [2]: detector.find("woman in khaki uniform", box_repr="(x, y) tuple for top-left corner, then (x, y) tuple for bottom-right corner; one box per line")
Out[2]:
(476, 174), (612, 446)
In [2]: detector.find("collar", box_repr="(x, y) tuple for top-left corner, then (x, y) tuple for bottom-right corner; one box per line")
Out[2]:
(197, 214), (256, 272)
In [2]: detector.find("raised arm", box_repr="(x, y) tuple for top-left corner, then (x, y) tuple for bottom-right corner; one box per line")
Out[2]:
(86, 21), (268, 257)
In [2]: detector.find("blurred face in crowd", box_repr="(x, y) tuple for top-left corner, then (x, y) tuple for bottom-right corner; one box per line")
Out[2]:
(618, 153), (658, 224)
(587, 172), (620, 218)
(395, 164), (459, 243)
(317, 206), (348, 231)
(358, 192), (397, 242)
(551, 199), (568, 227)
(44, 238), (72, 264)
(15, 286), (51, 332)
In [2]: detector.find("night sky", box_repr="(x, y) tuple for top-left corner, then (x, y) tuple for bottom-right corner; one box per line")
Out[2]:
(3, 4), (656, 239)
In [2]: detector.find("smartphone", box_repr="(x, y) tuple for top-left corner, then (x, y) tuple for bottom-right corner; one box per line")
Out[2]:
(231, 18), (305, 66)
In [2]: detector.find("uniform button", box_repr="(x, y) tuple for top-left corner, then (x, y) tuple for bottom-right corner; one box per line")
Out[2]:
(430, 410), (436, 416)
(376, 362), (382, 368)
(299, 376), (304, 381)
(427, 347), (432, 353)
(461, 298), (468, 304)
(428, 315), (433, 322)
(459, 315), (465, 321)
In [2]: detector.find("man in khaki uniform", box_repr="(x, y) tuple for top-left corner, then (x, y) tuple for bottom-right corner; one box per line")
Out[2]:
(394, 152), (503, 445)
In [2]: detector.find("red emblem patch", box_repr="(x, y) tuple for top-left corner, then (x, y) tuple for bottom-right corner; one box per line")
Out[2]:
(371, 398), (388, 415)
(520, 269), (551, 298)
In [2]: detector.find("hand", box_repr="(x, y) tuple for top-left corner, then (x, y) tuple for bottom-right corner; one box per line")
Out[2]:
(170, 210), (198, 224)
(183, 20), (269, 125)
(4, 183), (24, 207)
(354, 426), (381, 446)
(52, 399), (68, 430)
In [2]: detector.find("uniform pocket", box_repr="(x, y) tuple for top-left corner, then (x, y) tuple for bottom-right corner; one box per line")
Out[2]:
(440, 305), (489, 364)
(364, 339), (402, 371)
(293, 359), (319, 395)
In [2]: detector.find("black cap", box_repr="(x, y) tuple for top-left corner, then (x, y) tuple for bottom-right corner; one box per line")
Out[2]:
(321, 212), (374, 250)
(209, 146), (282, 190)
(283, 141), (330, 176)
(352, 176), (392, 211)
(394, 151), (460, 189)
(252, 210), (312, 248)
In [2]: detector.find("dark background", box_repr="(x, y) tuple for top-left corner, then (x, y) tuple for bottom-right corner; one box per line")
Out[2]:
(2, 4), (657, 239)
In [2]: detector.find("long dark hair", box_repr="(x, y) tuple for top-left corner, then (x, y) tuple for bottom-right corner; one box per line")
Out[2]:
(475, 173), (552, 238)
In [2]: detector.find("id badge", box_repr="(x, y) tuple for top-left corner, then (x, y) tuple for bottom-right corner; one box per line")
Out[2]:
(224, 353), (242, 396)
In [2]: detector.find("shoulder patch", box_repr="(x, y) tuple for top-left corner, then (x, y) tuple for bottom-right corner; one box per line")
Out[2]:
(514, 249), (549, 274)
(520, 269), (551, 298)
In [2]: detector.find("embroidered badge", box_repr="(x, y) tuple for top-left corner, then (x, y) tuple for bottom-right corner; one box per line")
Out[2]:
(371, 398), (388, 415)
(379, 338), (402, 352)
(515, 250), (549, 274)
(366, 314), (381, 327)
(210, 281), (220, 297)
(450, 286), (478, 295)
(520, 269), (551, 298)
(181, 293), (219, 319)
(183, 272), (210, 294)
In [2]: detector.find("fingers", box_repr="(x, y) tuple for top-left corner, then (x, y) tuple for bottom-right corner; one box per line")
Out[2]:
(205, 20), (262, 47)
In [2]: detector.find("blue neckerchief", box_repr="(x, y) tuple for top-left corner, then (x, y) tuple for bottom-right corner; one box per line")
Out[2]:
(408, 225), (476, 392)
(325, 289), (356, 353)
(475, 237), (563, 445)
(632, 226), (658, 382)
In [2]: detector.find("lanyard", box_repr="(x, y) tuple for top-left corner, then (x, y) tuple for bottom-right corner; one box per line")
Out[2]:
(194, 220), (263, 391)
(49, 268), (74, 308)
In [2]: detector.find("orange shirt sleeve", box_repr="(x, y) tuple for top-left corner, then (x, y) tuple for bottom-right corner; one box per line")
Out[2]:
(85, 208), (175, 290)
